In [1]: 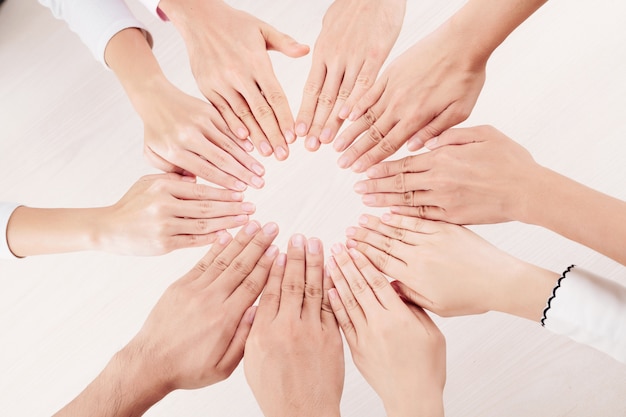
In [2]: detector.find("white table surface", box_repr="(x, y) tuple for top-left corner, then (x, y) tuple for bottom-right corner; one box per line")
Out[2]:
(1, 1), (625, 416)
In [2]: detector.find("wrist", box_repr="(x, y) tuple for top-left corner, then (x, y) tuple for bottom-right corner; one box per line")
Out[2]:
(158, 0), (224, 24)
(385, 389), (444, 417)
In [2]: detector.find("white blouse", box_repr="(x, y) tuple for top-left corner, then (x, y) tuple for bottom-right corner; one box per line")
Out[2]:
(0, 202), (20, 259)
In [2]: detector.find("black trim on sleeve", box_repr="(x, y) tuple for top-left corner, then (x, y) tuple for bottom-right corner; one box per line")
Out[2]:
(541, 264), (575, 327)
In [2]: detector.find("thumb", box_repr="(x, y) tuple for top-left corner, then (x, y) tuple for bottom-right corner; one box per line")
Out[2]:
(262, 24), (310, 58)
(390, 280), (432, 310)
(216, 306), (258, 379)
(409, 103), (470, 151)
(422, 125), (485, 150)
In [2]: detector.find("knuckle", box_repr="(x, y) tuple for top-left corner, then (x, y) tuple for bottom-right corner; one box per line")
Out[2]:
(363, 108), (378, 127)
(366, 124), (383, 145)
(260, 292), (281, 306)
(350, 278), (369, 294)
(402, 191), (415, 206)
(369, 274), (389, 291)
(240, 277), (261, 295)
(281, 281), (305, 295)
(304, 283), (323, 299)
(194, 259), (212, 274)
(317, 92), (335, 108)
(343, 295), (360, 312)
(393, 173), (406, 192)
(382, 237), (393, 254)
(303, 81), (322, 97)
(234, 106), (253, 120)
(337, 87), (351, 101)
(212, 255), (231, 272)
(198, 200), (215, 215)
(264, 91), (286, 106)
(231, 258), (254, 276)
(374, 251), (390, 270)
(193, 184), (210, 200)
(254, 104), (274, 119)
(195, 219), (209, 233)
(355, 74), (373, 89)
(379, 137), (399, 155)
(390, 226), (407, 241)
(400, 156), (414, 174)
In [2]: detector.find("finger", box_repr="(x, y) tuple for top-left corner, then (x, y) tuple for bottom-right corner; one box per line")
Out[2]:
(327, 254), (367, 329)
(144, 145), (184, 174)
(365, 154), (432, 179)
(321, 267), (337, 328)
(296, 60), (326, 139)
(242, 85), (289, 161)
(169, 182), (244, 203)
(256, 66), (296, 150)
(333, 105), (379, 156)
(166, 232), (220, 253)
(216, 305), (257, 377)
(207, 91), (251, 141)
(172, 214), (250, 235)
(201, 125), (266, 178)
(255, 253), (287, 325)
(223, 89), (273, 157)
(345, 225), (411, 262)
(390, 280), (435, 312)
(403, 301), (439, 333)
(344, 239), (406, 283)
(328, 288), (357, 345)
(354, 173), (427, 196)
(347, 214), (420, 246)
(346, 248), (405, 311)
(302, 238), (324, 322)
(345, 75), (386, 122)
(263, 23), (310, 58)
(423, 126), (485, 150)
(278, 234), (306, 317)
(361, 190), (437, 209)
(339, 59), (380, 121)
(174, 200), (255, 220)
(305, 70), (344, 150)
(176, 149), (247, 191)
(380, 213), (442, 234)
(411, 103), (471, 151)
(180, 231), (232, 285)
(389, 205), (451, 222)
(351, 120), (415, 173)
(320, 67), (360, 144)
(330, 243), (380, 316)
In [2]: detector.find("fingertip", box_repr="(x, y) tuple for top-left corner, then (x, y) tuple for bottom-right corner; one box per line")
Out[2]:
(296, 122), (308, 137)
(181, 175), (196, 183)
(424, 137), (439, 150)
(244, 305), (258, 324)
(407, 137), (424, 152)
(237, 127), (250, 140)
(305, 135), (320, 151)
(338, 105), (350, 120)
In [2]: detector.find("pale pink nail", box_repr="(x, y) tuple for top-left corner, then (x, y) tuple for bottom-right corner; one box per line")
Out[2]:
(251, 163), (265, 176)
(320, 128), (332, 142)
(237, 127), (249, 139)
(276, 253), (287, 266)
(235, 214), (249, 223)
(307, 238), (321, 254)
(262, 222), (278, 235)
(251, 176), (265, 189)
(296, 122), (307, 137)
(305, 136), (318, 150)
(235, 181), (247, 191)
(337, 155), (350, 169)
(424, 137), (438, 149)
(285, 130), (296, 144)
(358, 215), (368, 225)
(275, 146), (288, 160)
(338, 106), (350, 119)
(265, 245), (279, 258)
(333, 137), (346, 151)
(331, 243), (343, 254)
(291, 234), (305, 248)
(259, 141), (272, 155)
(244, 221), (260, 235)
(345, 227), (357, 237)
(241, 202), (256, 213)
(353, 182), (367, 194)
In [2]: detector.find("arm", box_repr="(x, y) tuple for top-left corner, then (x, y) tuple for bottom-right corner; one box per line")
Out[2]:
(6, 173), (254, 257)
(244, 235), (344, 417)
(156, 0), (310, 161)
(335, 0), (546, 172)
(54, 221), (280, 416)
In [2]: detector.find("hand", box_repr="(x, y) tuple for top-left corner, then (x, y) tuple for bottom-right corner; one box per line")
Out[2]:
(137, 79), (266, 190)
(327, 243), (445, 417)
(335, 25), (487, 173)
(356, 125), (540, 224)
(245, 235), (344, 417)
(346, 213), (559, 320)
(296, 0), (406, 151)
(99, 173), (255, 255)
(159, 0), (310, 160)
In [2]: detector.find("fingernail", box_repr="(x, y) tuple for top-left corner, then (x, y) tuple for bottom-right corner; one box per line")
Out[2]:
(276, 252), (287, 266)
(362, 195), (375, 205)
(366, 166), (378, 178)
(260, 141), (272, 155)
(424, 137), (438, 149)
(348, 248), (361, 259)
(338, 106), (350, 119)
(320, 128), (332, 143)
(296, 122), (307, 137)
(251, 163), (265, 176)
(331, 243), (343, 254)
(245, 307), (257, 323)
(352, 160), (364, 173)
(231, 192), (244, 201)
(245, 221), (260, 235)
(353, 181), (366, 194)
(291, 234), (305, 248)
(235, 181), (247, 191)
(218, 231), (231, 245)
(241, 202), (256, 213)
(181, 176), (196, 183)
(236, 214), (249, 223)
(265, 245), (279, 258)
(333, 137), (346, 151)
(358, 215), (368, 225)
(237, 127), (249, 139)
(346, 239), (357, 249)
(307, 238), (321, 254)
(381, 213), (392, 222)
(345, 227), (356, 237)
(328, 288), (338, 300)
(251, 176), (265, 189)
(263, 222), (278, 235)
(243, 140), (254, 152)
(407, 137), (423, 152)
(327, 256), (338, 269)
(285, 130), (296, 144)
(275, 146), (288, 160)
(305, 135), (318, 150)
(337, 155), (349, 169)
(348, 111), (358, 121)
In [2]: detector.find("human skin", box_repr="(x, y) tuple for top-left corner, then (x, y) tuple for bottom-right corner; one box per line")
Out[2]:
(53, 221), (280, 417)
(105, 28), (266, 190)
(335, 0), (547, 173)
(356, 125), (626, 266)
(345, 214), (560, 321)
(244, 236), (344, 417)
(296, 0), (406, 151)
(6, 173), (255, 256)
(158, 0), (310, 161)
(327, 243), (446, 417)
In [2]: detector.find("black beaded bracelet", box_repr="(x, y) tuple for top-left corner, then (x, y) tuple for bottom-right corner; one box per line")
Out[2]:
(541, 264), (576, 326)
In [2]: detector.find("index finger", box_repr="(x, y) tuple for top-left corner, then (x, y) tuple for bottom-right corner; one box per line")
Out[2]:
(277, 234), (306, 317)
(365, 154), (432, 179)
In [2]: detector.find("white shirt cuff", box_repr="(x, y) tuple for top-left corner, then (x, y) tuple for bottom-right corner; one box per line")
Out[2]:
(0, 203), (21, 259)
(137, 0), (168, 21)
(543, 266), (626, 363)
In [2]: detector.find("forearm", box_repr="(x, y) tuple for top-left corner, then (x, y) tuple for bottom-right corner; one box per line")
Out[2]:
(520, 167), (626, 266)
(53, 345), (169, 417)
(385, 392), (445, 417)
(6, 206), (107, 256)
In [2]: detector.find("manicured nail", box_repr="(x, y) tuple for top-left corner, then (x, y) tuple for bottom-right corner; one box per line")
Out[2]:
(235, 181), (247, 191)
(346, 239), (357, 249)
(366, 166), (379, 178)
(235, 214), (249, 223)
(251, 176), (265, 189)
(237, 127), (249, 139)
(381, 213), (392, 222)
(276, 252), (287, 266)
(263, 222), (278, 235)
(424, 137), (438, 149)
(338, 105), (350, 120)
(218, 231), (231, 245)
(260, 141), (272, 155)
(244, 221), (260, 235)
(231, 192), (244, 201)
(348, 111), (358, 121)
(331, 243), (343, 254)
(296, 122), (307, 137)
(320, 128), (332, 143)
(348, 248), (361, 259)
(241, 202), (256, 213)
(337, 155), (350, 169)
(358, 215), (368, 225)
(362, 195), (375, 205)
(291, 234), (305, 248)
(307, 238), (321, 254)
(275, 146), (288, 160)
(181, 176), (196, 183)
(251, 163), (265, 176)
(285, 130), (296, 144)
(243, 140), (254, 152)
(353, 181), (366, 194)
(345, 227), (356, 237)
(327, 256), (338, 269)
(305, 135), (318, 150)
(333, 137), (346, 151)
(352, 160), (364, 173)
(328, 288), (338, 300)
(265, 245), (279, 258)
(245, 306), (257, 323)
(407, 137), (423, 152)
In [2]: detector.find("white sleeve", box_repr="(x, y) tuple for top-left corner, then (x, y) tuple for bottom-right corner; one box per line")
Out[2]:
(38, 0), (153, 66)
(136, 0), (169, 20)
(0, 202), (21, 260)
(543, 266), (626, 363)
